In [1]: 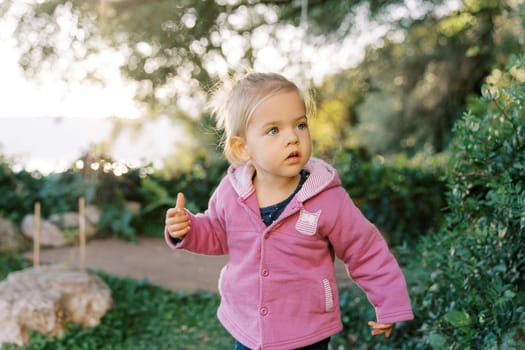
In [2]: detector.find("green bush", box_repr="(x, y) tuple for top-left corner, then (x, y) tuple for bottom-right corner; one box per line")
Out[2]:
(0, 253), (31, 281)
(138, 156), (229, 236)
(334, 55), (525, 350)
(0, 159), (42, 223)
(412, 55), (525, 349)
(333, 149), (447, 248)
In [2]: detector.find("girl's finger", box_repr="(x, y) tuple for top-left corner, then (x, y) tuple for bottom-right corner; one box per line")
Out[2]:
(176, 192), (185, 210)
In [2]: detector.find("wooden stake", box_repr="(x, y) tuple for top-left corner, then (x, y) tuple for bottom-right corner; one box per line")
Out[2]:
(33, 202), (41, 267)
(79, 197), (86, 272)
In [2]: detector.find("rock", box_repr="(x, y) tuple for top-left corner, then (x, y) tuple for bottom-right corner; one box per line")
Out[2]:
(21, 206), (102, 248)
(85, 205), (101, 226)
(21, 215), (69, 247)
(48, 212), (78, 229)
(48, 212), (97, 239)
(0, 265), (112, 346)
(0, 217), (26, 252)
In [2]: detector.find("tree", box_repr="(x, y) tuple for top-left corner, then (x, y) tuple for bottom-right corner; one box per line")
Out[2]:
(5, 1), (521, 159)
(1, 0), (452, 111)
(312, 0), (525, 154)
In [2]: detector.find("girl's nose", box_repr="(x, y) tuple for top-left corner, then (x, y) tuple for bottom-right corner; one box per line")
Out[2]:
(286, 129), (299, 145)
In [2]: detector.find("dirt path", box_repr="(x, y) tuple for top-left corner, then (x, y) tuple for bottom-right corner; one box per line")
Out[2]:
(24, 236), (350, 293)
(24, 237), (228, 292)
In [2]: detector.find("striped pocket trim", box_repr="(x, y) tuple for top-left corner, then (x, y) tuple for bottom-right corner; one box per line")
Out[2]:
(295, 209), (321, 235)
(323, 278), (334, 312)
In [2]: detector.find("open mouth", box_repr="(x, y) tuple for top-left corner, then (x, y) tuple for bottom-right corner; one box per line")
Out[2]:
(287, 151), (300, 160)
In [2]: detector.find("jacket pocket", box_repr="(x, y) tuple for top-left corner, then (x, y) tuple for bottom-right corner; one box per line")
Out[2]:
(322, 278), (335, 312)
(295, 209), (321, 236)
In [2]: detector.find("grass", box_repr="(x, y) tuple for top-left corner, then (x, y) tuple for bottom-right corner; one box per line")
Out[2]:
(0, 254), (232, 350)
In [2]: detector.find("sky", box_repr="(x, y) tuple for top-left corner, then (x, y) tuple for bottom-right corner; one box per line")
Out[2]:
(0, 5), (179, 174)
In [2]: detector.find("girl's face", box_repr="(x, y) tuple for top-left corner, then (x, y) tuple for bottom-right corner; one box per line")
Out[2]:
(237, 90), (312, 183)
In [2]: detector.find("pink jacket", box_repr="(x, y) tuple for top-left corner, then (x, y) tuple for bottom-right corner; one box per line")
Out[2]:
(165, 157), (413, 350)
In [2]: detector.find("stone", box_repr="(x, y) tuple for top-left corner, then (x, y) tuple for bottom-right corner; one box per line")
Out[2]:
(21, 215), (69, 247)
(85, 205), (101, 225)
(21, 206), (102, 248)
(48, 212), (78, 229)
(0, 217), (26, 252)
(48, 212), (97, 239)
(0, 265), (112, 346)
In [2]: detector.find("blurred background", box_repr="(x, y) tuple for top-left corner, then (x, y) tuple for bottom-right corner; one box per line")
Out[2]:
(1, 0), (490, 175)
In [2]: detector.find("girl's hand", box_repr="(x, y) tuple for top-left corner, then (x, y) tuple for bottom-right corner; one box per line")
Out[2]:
(368, 321), (394, 337)
(165, 193), (190, 239)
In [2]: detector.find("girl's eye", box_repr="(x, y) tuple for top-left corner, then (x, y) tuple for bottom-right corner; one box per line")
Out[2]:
(298, 122), (308, 130)
(267, 127), (279, 135)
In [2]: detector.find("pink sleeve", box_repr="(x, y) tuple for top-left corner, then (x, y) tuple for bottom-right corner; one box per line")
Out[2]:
(327, 190), (414, 324)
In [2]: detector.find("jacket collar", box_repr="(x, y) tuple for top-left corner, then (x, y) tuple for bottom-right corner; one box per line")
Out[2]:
(227, 157), (340, 202)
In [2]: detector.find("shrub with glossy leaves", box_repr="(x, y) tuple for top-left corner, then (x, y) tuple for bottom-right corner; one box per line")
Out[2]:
(416, 54), (525, 349)
(333, 54), (525, 350)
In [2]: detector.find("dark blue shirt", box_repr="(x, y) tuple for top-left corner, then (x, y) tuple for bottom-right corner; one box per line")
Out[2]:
(259, 170), (309, 226)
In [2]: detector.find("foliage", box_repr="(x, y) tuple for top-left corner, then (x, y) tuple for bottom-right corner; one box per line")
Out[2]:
(35, 170), (93, 216)
(0, 155), (127, 239)
(331, 55), (525, 350)
(138, 156), (229, 236)
(0, 152), (226, 240)
(0, 0), (452, 97)
(314, 0), (525, 154)
(0, 0), (481, 166)
(310, 69), (368, 153)
(0, 252), (30, 281)
(0, 158), (41, 223)
(2, 1), (521, 170)
(412, 55), (525, 349)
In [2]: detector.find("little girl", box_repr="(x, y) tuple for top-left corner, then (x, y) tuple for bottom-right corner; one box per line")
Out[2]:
(165, 72), (413, 350)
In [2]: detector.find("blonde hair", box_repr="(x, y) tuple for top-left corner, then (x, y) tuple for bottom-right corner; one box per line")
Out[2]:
(210, 72), (315, 164)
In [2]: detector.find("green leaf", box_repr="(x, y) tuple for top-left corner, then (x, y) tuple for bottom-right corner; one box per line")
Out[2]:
(442, 310), (472, 328)
(427, 333), (448, 349)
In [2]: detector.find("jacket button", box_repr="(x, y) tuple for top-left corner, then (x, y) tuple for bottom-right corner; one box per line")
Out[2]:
(260, 307), (268, 316)
(262, 269), (269, 277)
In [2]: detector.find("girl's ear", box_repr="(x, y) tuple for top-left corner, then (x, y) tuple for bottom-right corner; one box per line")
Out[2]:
(230, 136), (251, 162)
